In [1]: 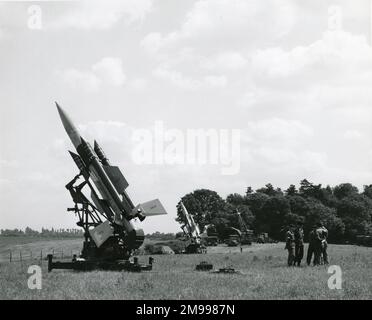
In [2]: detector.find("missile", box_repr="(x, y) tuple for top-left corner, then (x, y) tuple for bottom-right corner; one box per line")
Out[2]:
(56, 102), (141, 246)
(56, 103), (81, 149)
(94, 140), (109, 165)
(94, 140), (137, 218)
(180, 202), (201, 239)
(56, 102), (167, 250)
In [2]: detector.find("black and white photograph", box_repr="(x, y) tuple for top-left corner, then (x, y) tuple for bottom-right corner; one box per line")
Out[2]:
(0, 0), (371, 305)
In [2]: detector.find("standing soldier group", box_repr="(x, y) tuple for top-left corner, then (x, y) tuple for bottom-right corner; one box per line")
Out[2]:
(285, 222), (328, 267)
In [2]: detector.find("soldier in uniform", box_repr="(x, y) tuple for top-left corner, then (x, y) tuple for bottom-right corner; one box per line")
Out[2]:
(306, 224), (317, 266)
(313, 222), (326, 265)
(319, 223), (329, 264)
(285, 224), (296, 267)
(294, 222), (304, 267)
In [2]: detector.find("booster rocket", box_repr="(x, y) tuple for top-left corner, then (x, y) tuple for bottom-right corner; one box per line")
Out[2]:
(56, 102), (167, 249)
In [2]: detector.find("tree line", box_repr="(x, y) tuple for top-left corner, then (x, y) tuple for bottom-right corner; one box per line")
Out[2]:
(176, 179), (372, 243)
(0, 227), (84, 238)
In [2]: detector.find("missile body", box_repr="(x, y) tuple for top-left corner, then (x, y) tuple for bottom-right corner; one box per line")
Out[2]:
(180, 202), (201, 240)
(94, 141), (136, 215)
(56, 103), (141, 247)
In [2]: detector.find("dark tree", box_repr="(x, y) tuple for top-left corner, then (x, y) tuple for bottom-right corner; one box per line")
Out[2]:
(333, 183), (359, 200)
(244, 192), (270, 215)
(226, 193), (245, 206)
(363, 185), (372, 199)
(254, 195), (291, 239)
(337, 194), (372, 239)
(256, 183), (283, 197)
(176, 189), (226, 232)
(285, 184), (298, 196)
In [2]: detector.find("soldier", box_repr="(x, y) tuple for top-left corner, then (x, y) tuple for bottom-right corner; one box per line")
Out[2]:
(313, 222), (325, 265)
(294, 222), (304, 267)
(319, 223), (329, 264)
(306, 224), (317, 266)
(285, 224), (296, 267)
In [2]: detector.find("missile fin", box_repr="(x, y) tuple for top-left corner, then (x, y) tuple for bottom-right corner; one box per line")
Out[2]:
(132, 199), (168, 217)
(103, 165), (129, 194)
(89, 220), (114, 248)
(90, 191), (114, 220)
(68, 151), (85, 170)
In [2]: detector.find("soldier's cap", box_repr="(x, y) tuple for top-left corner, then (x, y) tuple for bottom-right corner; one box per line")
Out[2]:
(288, 224), (295, 228)
(316, 221), (323, 227)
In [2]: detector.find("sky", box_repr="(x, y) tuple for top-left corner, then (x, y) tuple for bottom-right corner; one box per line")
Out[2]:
(1, 0), (372, 233)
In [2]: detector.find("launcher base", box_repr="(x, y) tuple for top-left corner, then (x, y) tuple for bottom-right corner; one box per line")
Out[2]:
(47, 254), (153, 272)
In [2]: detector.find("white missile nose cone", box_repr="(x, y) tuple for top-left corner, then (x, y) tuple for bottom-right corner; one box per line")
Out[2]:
(55, 102), (65, 116)
(56, 102), (69, 126)
(55, 102), (82, 149)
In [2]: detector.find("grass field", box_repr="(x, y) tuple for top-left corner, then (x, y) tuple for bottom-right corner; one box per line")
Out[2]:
(0, 236), (371, 300)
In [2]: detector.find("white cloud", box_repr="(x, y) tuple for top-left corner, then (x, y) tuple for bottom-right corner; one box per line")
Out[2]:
(58, 68), (101, 92)
(251, 30), (372, 82)
(153, 66), (227, 90)
(78, 121), (135, 156)
(244, 118), (314, 144)
(234, 124), (326, 183)
(57, 57), (126, 91)
(129, 78), (147, 91)
(153, 67), (198, 90)
(344, 130), (363, 140)
(204, 75), (227, 87)
(251, 147), (327, 173)
(0, 159), (20, 169)
(51, 0), (153, 30)
(92, 57), (126, 86)
(238, 118), (326, 179)
(201, 51), (247, 70)
(141, 0), (296, 53)
(141, 32), (168, 55)
(237, 29), (372, 129)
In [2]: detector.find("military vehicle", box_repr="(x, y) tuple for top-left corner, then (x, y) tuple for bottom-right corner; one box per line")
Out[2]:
(355, 235), (372, 247)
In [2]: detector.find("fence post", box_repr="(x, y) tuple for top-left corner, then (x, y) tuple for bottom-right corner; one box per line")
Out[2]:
(30, 250), (33, 260)
(20, 251), (22, 262)
(40, 250), (43, 263)
(9, 250), (12, 263)
(61, 250), (64, 259)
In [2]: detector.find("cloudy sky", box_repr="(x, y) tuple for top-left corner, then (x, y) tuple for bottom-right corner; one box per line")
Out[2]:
(1, 0), (372, 233)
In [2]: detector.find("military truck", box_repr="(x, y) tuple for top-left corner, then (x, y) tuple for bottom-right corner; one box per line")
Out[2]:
(256, 232), (277, 244)
(355, 235), (372, 247)
(226, 234), (240, 247)
(241, 230), (253, 245)
(204, 235), (218, 246)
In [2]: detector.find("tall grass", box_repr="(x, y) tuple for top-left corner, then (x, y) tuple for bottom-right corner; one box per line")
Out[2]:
(0, 243), (370, 300)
